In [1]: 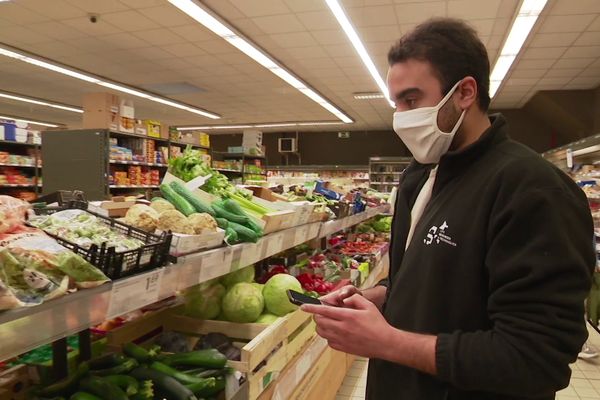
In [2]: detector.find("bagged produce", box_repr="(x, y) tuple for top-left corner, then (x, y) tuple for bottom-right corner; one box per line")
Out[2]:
(0, 195), (30, 234)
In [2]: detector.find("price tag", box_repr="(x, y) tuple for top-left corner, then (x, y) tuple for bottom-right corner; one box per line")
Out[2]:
(199, 249), (233, 283)
(107, 268), (163, 319)
(266, 233), (284, 257)
(295, 225), (310, 245)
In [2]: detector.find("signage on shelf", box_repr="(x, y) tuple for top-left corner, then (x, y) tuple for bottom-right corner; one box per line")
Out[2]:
(107, 268), (164, 319)
(199, 248), (233, 283)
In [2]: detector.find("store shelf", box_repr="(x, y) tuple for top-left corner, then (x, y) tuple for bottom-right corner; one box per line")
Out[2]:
(244, 172), (267, 176)
(245, 180), (268, 184)
(169, 141), (210, 150)
(370, 172), (402, 175)
(267, 165), (368, 172)
(110, 160), (168, 168)
(109, 131), (169, 144)
(0, 163), (36, 168)
(0, 205), (389, 362)
(371, 181), (399, 185)
(218, 152), (266, 160)
(214, 168), (242, 173)
(0, 140), (38, 148)
(0, 184), (40, 188)
(109, 185), (160, 189)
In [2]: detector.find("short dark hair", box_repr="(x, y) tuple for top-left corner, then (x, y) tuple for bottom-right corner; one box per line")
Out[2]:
(388, 18), (490, 111)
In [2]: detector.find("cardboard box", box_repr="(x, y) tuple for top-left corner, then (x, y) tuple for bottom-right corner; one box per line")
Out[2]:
(145, 120), (161, 138)
(83, 93), (120, 131)
(134, 120), (147, 136)
(160, 123), (170, 139)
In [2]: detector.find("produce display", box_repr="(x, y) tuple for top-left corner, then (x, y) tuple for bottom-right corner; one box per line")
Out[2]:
(0, 196), (109, 310)
(30, 341), (230, 400)
(29, 209), (145, 252)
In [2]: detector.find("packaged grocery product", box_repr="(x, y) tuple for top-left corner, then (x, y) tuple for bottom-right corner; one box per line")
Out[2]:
(0, 195), (30, 234)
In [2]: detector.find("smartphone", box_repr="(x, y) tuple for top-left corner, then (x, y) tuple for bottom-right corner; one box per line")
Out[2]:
(287, 289), (324, 306)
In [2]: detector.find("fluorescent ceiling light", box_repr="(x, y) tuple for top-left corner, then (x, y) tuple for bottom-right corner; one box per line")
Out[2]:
(0, 44), (220, 119)
(354, 92), (386, 100)
(177, 121), (346, 131)
(489, 0), (548, 98)
(0, 91), (83, 113)
(168, 0), (353, 124)
(325, 0), (394, 108)
(0, 115), (60, 128)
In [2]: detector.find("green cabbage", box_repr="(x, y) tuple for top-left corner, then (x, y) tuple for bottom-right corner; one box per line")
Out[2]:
(221, 282), (264, 323)
(263, 274), (302, 316)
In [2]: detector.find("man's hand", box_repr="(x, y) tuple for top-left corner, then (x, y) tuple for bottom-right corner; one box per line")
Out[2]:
(301, 294), (393, 359)
(319, 285), (361, 307)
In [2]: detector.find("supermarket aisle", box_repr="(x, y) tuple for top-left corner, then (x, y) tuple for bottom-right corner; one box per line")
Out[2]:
(335, 326), (600, 400)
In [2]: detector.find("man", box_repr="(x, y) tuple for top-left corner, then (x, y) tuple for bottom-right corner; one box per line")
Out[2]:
(301, 18), (595, 400)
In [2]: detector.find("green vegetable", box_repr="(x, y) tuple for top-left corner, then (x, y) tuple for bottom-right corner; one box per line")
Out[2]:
(222, 199), (248, 216)
(186, 376), (225, 397)
(130, 367), (198, 400)
(212, 204), (249, 224)
(37, 362), (90, 397)
(244, 218), (264, 236)
(129, 380), (153, 400)
(88, 353), (125, 370)
(222, 282), (264, 323)
(228, 221), (258, 243)
(184, 377), (216, 396)
(229, 194), (271, 215)
(103, 375), (139, 396)
(263, 274), (302, 316)
(160, 183), (196, 216)
(150, 361), (210, 385)
(184, 283), (226, 320)
(224, 227), (238, 244)
(69, 392), (101, 400)
(159, 349), (227, 369)
(221, 265), (255, 288)
(169, 181), (216, 217)
(89, 358), (138, 376)
(215, 218), (229, 229)
(123, 342), (158, 364)
(79, 376), (128, 400)
(255, 313), (279, 324)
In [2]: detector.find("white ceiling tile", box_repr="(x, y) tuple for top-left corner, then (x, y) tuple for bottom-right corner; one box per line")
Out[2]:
(270, 32), (318, 48)
(303, 57), (339, 69)
(486, 35), (504, 49)
(312, 29), (350, 45)
(139, 5), (196, 27)
(202, 0), (246, 20)
(496, 0), (519, 18)
(359, 25), (402, 43)
(229, 18), (264, 36)
(252, 14), (305, 34)
(296, 10), (336, 31)
(549, 0), (600, 15)
(118, 0), (164, 8)
(469, 19), (496, 37)
(20, 0), (87, 19)
(232, 0), (290, 17)
(129, 46), (175, 60)
(62, 16), (122, 36)
(539, 15), (596, 34)
(447, 0), (501, 20)
(345, 5), (398, 28)
(529, 32), (580, 48)
(0, 25), (52, 45)
(100, 10), (158, 32)
(0, 2), (50, 23)
(285, 46), (330, 59)
(100, 32), (149, 49)
(283, 0), (327, 12)
(509, 68), (547, 78)
(325, 44), (359, 58)
(544, 68), (582, 78)
(573, 32), (600, 47)
(521, 47), (567, 60)
(66, 0), (129, 13)
(563, 46), (600, 59)
(587, 16), (600, 32)
(394, 2), (446, 24)
(504, 78), (539, 86)
(162, 43), (206, 57)
(197, 40), (237, 55)
(169, 24), (216, 42)
(29, 21), (89, 41)
(132, 28), (186, 46)
(566, 76), (600, 86)
(215, 52), (255, 65)
(516, 58), (557, 69)
(553, 57), (595, 69)
(578, 66), (600, 77)
(491, 18), (511, 36)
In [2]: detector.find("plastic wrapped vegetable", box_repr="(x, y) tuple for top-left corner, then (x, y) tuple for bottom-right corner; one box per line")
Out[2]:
(0, 195), (30, 234)
(125, 204), (159, 232)
(150, 198), (175, 214)
(187, 213), (218, 234)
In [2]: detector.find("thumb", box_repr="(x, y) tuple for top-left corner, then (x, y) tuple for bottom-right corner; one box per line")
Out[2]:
(343, 293), (372, 310)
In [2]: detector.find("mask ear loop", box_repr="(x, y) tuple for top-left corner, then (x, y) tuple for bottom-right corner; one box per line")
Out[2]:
(436, 80), (465, 134)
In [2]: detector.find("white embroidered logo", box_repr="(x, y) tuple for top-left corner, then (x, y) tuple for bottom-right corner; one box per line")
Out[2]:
(424, 221), (457, 247)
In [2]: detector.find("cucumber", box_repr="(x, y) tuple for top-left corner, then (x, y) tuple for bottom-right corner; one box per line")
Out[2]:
(222, 199), (247, 216)
(224, 227), (238, 244)
(89, 358), (138, 376)
(169, 181), (216, 217)
(244, 218), (264, 236)
(160, 184), (196, 216)
(215, 218), (229, 229)
(187, 376), (225, 397)
(38, 362), (89, 397)
(228, 221), (259, 243)
(79, 377), (128, 400)
(150, 361), (209, 385)
(88, 353), (125, 370)
(130, 367), (198, 400)
(103, 375), (139, 396)
(159, 349), (227, 369)
(70, 393), (102, 400)
(212, 204), (249, 224)
(184, 377), (216, 396)
(123, 342), (153, 363)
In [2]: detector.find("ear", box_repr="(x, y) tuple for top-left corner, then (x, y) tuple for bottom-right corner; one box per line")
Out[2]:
(455, 76), (478, 110)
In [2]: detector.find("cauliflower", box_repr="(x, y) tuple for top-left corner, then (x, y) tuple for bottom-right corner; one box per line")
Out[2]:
(187, 213), (218, 234)
(157, 209), (195, 235)
(150, 198), (175, 214)
(125, 204), (159, 232)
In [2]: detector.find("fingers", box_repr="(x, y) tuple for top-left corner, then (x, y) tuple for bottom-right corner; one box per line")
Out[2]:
(301, 303), (356, 320)
(343, 293), (373, 310)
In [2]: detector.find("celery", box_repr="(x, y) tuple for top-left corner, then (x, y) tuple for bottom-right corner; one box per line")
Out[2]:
(230, 194), (271, 215)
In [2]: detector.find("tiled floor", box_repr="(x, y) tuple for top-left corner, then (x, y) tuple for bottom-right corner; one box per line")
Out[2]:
(336, 325), (600, 400)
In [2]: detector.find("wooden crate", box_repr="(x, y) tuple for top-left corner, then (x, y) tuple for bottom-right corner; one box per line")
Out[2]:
(0, 365), (30, 400)
(166, 309), (316, 400)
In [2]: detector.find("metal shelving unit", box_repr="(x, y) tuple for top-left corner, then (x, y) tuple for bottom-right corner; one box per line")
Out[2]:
(0, 139), (42, 197)
(213, 151), (267, 184)
(0, 204), (389, 362)
(368, 156), (411, 193)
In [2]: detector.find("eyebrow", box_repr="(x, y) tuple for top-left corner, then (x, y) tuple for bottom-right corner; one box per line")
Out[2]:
(394, 87), (422, 101)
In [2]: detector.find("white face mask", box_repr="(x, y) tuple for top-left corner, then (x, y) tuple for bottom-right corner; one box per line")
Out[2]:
(393, 81), (465, 164)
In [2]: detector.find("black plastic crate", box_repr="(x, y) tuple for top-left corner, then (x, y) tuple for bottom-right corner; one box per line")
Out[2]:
(29, 205), (172, 279)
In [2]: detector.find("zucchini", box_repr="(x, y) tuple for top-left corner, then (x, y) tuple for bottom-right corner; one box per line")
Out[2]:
(89, 358), (138, 376)
(123, 342), (153, 363)
(88, 353), (125, 370)
(244, 218), (264, 236)
(169, 181), (216, 217)
(159, 349), (227, 369)
(160, 184), (196, 216)
(130, 367), (198, 400)
(103, 375), (139, 396)
(222, 199), (247, 216)
(228, 221), (259, 243)
(215, 218), (229, 229)
(184, 377), (216, 396)
(212, 204), (249, 224)
(224, 227), (238, 244)
(79, 377), (128, 400)
(150, 361), (209, 385)
(38, 362), (89, 397)
(187, 376), (225, 397)
(69, 393), (101, 400)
